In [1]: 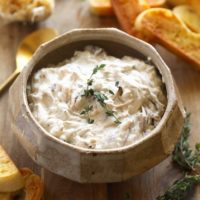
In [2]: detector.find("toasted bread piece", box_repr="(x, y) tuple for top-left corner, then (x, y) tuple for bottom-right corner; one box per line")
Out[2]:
(147, 0), (166, 7)
(135, 8), (200, 70)
(0, 0), (54, 23)
(111, 0), (150, 34)
(89, 0), (113, 16)
(167, 0), (188, 6)
(111, 0), (166, 36)
(0, 146), (24, 193)
(190, 0), (200, 16)
(173, 5), (200, 33)
(20, 168), (43, 200)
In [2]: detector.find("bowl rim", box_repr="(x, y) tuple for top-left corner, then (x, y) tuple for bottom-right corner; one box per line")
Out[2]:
(21, 28), (177, 154)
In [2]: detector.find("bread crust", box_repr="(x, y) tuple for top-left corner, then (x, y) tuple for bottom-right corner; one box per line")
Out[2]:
(111, 0), (150, 34)
(89, 0), (114, 16)
(173, 5), (200, 33)
(135, 8), (200, 70)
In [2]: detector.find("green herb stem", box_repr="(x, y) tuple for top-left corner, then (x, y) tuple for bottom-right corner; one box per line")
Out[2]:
(172, 113), (200, 171)
(80, 64), (121, 124)
(156, 175), (200, 200)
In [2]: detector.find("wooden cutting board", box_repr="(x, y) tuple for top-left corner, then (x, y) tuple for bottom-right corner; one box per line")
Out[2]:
(0, 0), (200, 199)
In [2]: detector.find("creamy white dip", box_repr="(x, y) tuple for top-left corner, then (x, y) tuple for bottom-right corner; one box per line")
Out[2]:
(27, 46), (166, 149)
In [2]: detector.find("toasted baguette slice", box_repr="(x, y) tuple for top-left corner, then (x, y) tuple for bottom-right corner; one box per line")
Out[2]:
(173, 5), (200, 33)
(135, 8), (200, 70)
(89, 0), (113, 16)
(190, 0), (200, 16)
(167, 0), (188, 6)
(20, 168), (43, 200)
(147, 0), (166, 7)
(0, 146), (24, 192)
(111, 0), (150, 34)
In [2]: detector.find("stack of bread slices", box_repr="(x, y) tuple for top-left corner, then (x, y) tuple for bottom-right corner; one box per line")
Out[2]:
(0, 145), (43, 200)
(89, 0), (200, 70)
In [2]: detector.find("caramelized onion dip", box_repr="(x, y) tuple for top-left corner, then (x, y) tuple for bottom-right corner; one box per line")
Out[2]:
(27, 46), (167, 149)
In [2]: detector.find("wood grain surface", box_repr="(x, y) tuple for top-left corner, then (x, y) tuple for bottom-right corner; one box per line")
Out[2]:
(0, 0), (200, 199)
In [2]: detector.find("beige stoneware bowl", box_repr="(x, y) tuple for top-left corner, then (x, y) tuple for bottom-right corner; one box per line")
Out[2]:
(9, 28), (184, 183)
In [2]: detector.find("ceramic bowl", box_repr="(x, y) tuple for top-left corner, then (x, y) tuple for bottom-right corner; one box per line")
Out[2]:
(9, 28), (184, 183)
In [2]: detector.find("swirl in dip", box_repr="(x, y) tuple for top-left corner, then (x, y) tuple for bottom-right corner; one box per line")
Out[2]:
(27, 46), (167, 149)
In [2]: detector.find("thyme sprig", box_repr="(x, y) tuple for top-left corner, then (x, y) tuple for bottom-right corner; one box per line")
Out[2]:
(80, 105), (94, 124)
(108, 89), (114, 95)
(172, 113), (200, 171)
(81, 64), (121, 124)
(156, 175), (200, 200)
(94, 92), (121, 124)
(156, 112), (200, 200)
(115, 80), (119, 87)
(82, 64), (106, 97)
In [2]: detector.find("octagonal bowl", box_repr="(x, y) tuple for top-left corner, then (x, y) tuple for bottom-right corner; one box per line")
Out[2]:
(9, 28), (184, 183)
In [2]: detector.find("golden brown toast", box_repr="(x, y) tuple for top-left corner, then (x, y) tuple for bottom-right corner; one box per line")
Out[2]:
(0, 168), (43, 200)
(135, 8), (200, 70)
(111, 0), (150, 34)
(111, 0), (166, 37)
(147, 0), (166, 7)
(173, 5), (200, 33)
(20, 168), (43, 200)
(0, 145), (24, 193)
(0, 145), (43, 199)
(190, 0), (200, 16)
(89, 0), (114, 16)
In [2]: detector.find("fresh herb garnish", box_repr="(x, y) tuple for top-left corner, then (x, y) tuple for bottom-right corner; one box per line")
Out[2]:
(80, 64), (121, 124)
(156, 175), (200, 200)
(108, 89), (114, 95)
(115, 80), (119, 87)
(87, 79), (93, 86)
(105, 109), (121, 124)
(156, 112), (200, 200)
(92, 64), (106, 75)
(82, 88), (94, 97)
(80, 105), (94, 124)
(94, 92), (108, 106)
(94, 91), (121, 124)
(172, 113), (200, 171)
(82, 64), (106, 98)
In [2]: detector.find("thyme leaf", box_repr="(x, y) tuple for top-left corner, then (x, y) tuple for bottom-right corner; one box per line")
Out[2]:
(115, 80), (119, 87)
(156, 175), (200, 200)
(80, 105), (94, 124)
(87, 79), (93, 86)
(92, 64), (106, 75)
(82, 64), (106, 98)
(108, 89), (114, 95)
(94, 91), (121, 124)
(94, 92), (108, 107)
(82, 89), (94, 97)
(156, 112), (200, 200)
(172, 113), (200, 171)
